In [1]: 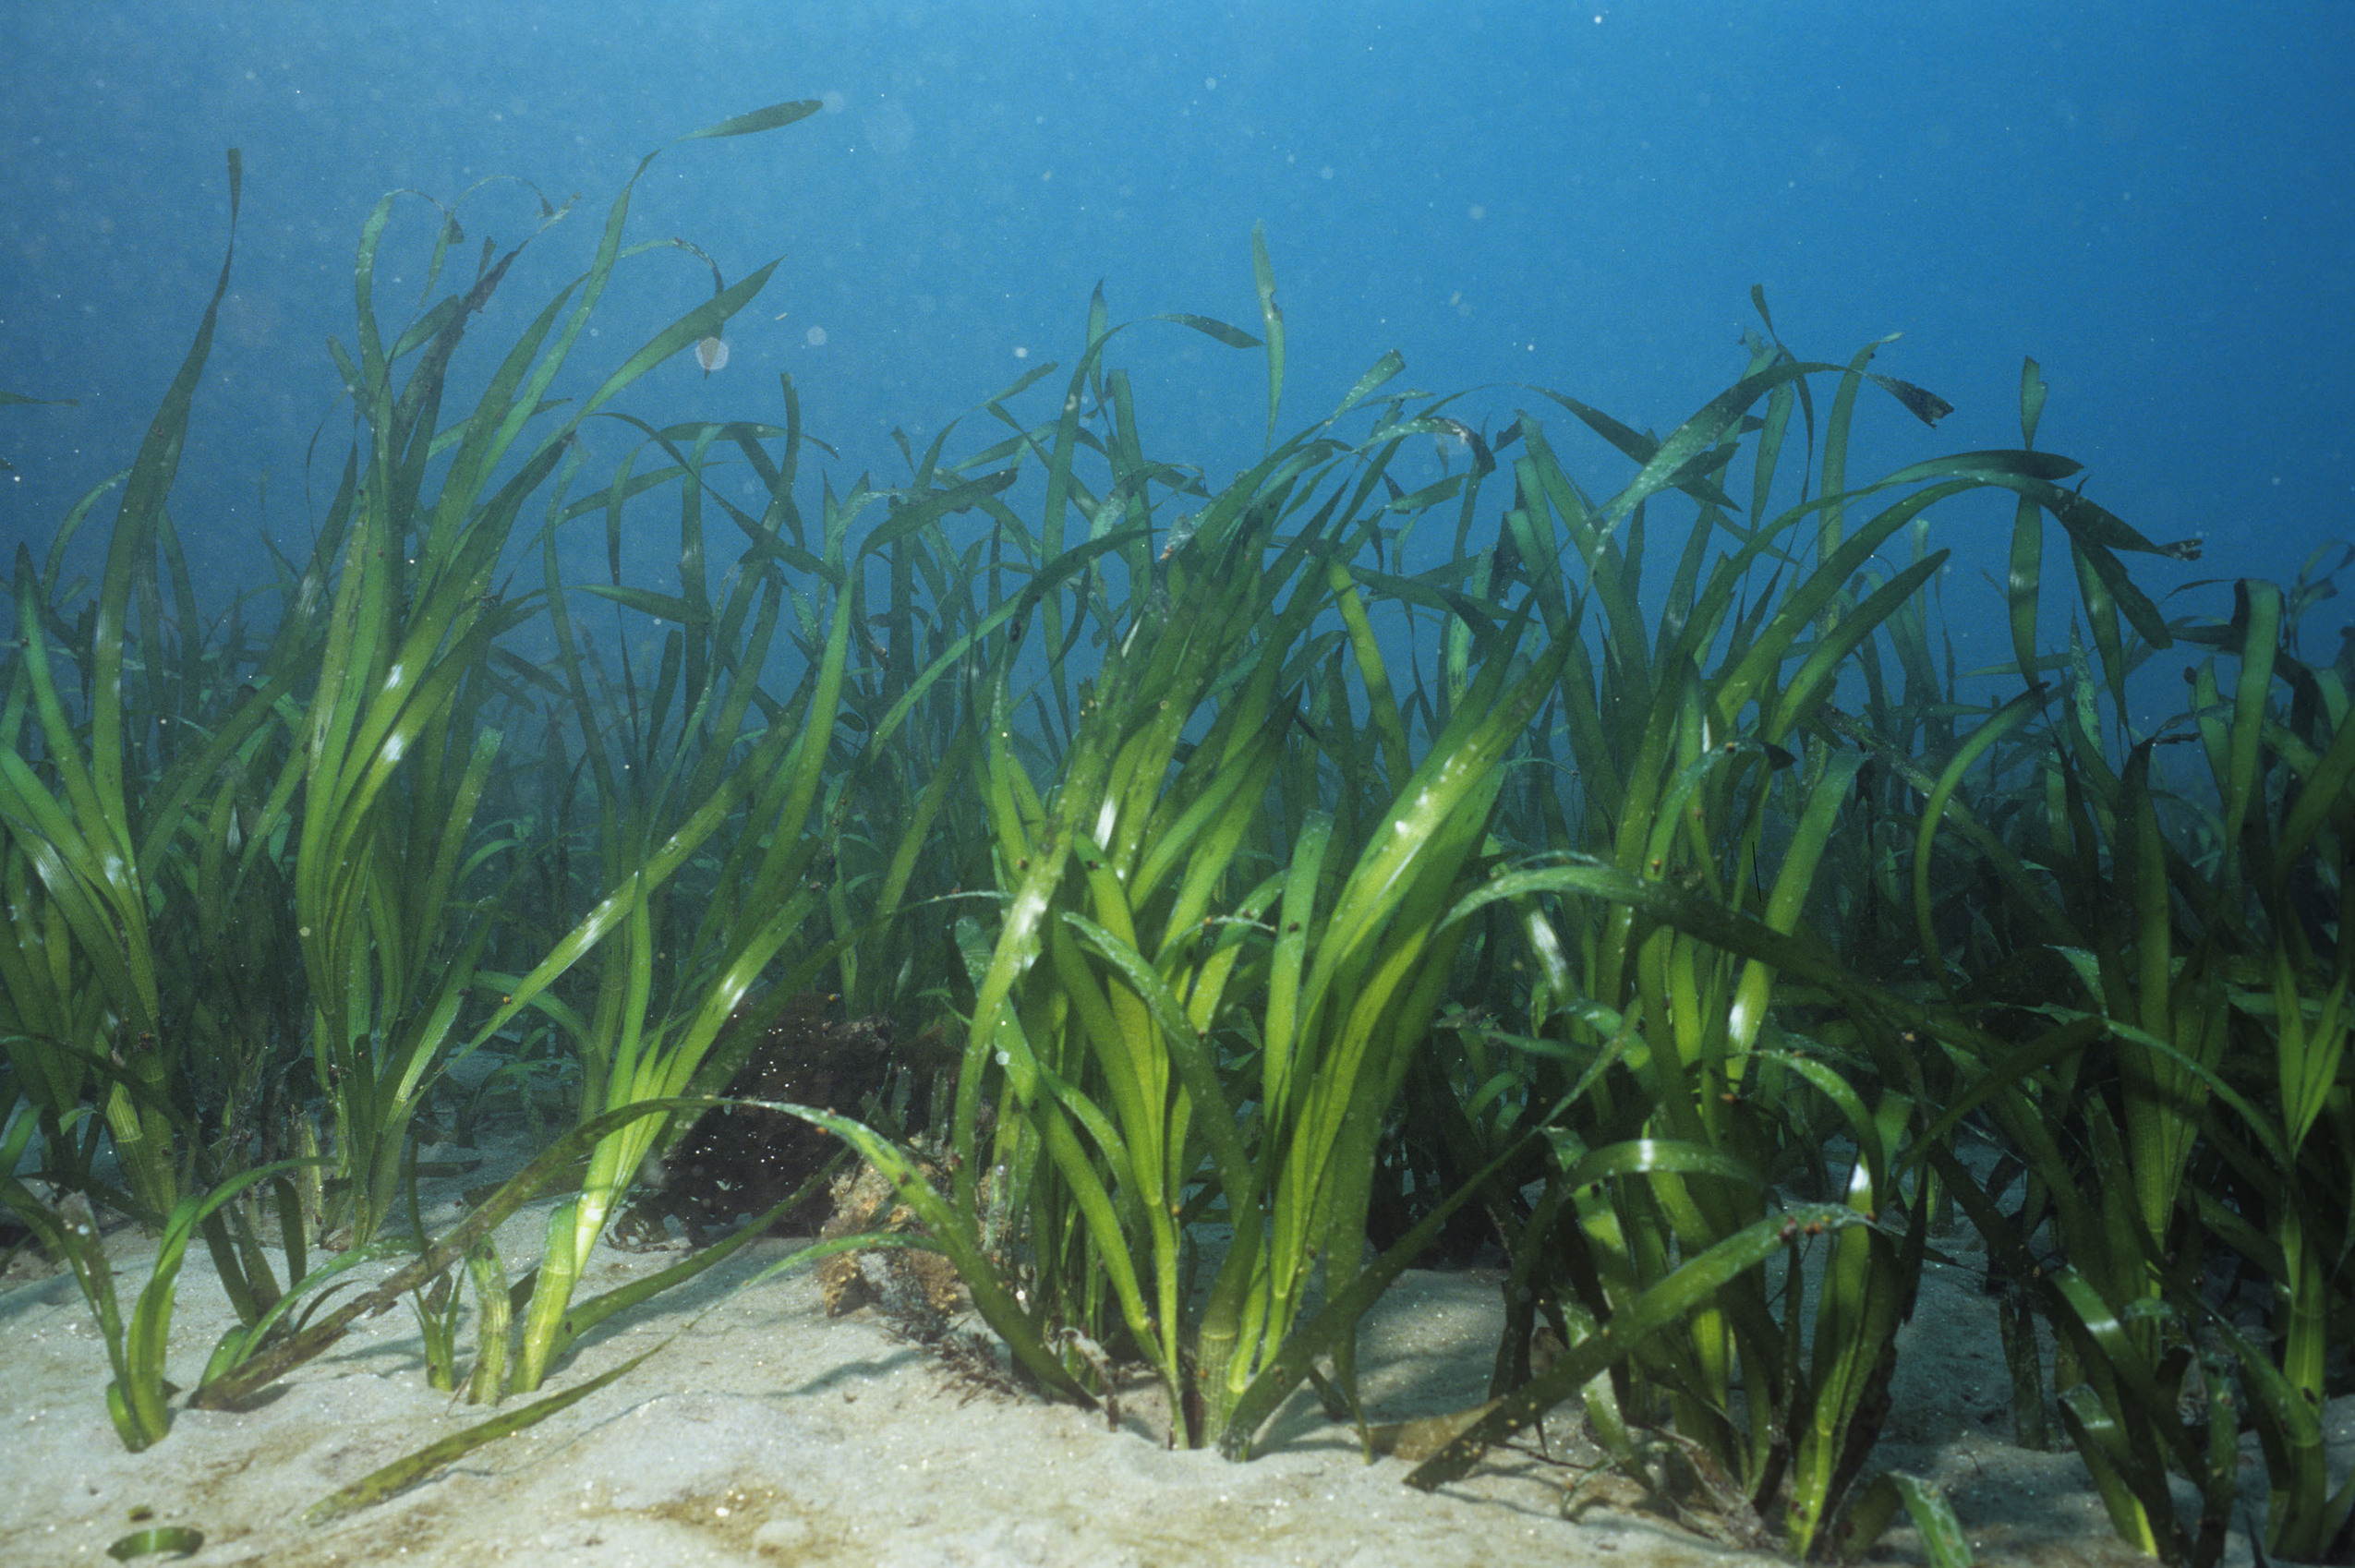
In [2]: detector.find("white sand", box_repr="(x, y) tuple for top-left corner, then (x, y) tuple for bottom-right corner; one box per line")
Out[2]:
(0, 1150), (2295, 1567)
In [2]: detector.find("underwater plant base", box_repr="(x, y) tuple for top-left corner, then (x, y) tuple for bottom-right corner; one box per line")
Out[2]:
(0, 1134), (2314, 1567)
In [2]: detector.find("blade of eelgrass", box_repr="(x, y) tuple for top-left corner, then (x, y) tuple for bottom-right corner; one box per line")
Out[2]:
(527, 1146), (850, 1376)
(1814, 337), (1896, 570)
(1788, 1088), (1919, 1557)
(856, 524), (1141, 763)
(0, 562), (187, 1216)
(1296, 604), (1561, 1024)
(734, 1099), (1094, 1405)
(2072, 541), (2133, 723)
(1406, 1202), (1866, 1490)
(459, 1236), (511, 1405)
(300, 1221), (905, 1527)
(1819, 703), (2077, 950)
(2004, 356), (2052, 692)
(1251, 222), (1284, 449)
(1927, 1135), (2231, 1565)
(1842, 1471), (1976, 1567)
(1763, 550), (1946, 740)
(0, 1125), (131, 1433)
(1514, 425), (1647, 703)
(199, 1232), (411, 1391)
(1327, 558), (1411, 785)
(1269, 607), (1567, 1237)
(392, 105), (806, 498)
(302, 1342), (663, 1526)
(671, 98), (825, 145)
(2275, 728), (2355, 899)
(91, 149), (241, 870)
(103, 1525), (205, 1562)
(2211, 1309), (2355, 1560)
(2009, 496), (2046, 691)
(452, 669), (830, 1068)
(192, 1099), (712, 1409)
(1911, 686), (2046, 994)
(1709, 450), (2084, 730)
(1723, 748), (1866, 1057)
(1444, 857), (1902, 1043)
(4, 563), (160, 1032)
(0, 1153), (305, 1452)
(1583, 357), (1839, 541)
(1215, 1129), (1540, 1459)
(1060, 912), (1254, 1205)
(950, 626), (1139, 1219)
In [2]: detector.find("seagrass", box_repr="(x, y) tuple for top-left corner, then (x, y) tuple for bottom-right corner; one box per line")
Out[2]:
(1, 108), (2348, 1568)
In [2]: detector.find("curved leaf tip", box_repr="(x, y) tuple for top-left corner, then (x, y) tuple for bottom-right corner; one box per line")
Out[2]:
(686, 101), (825, 141)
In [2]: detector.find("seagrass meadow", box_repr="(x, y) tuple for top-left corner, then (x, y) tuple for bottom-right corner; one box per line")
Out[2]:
(3, 104), (2350, 1568)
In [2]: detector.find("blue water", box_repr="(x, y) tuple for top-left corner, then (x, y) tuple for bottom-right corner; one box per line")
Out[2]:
(3, 1), (2349, 705)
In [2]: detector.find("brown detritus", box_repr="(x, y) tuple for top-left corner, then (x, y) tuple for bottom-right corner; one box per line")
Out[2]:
(921, 1326), (1023, 1405)
(817, 1146), (1021, 1404)
(815, 1155), (965, 1326)
(618, 993), (898, 1247)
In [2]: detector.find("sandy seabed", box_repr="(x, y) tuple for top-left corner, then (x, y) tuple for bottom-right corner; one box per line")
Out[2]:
(0, 1141), (2329, 1568)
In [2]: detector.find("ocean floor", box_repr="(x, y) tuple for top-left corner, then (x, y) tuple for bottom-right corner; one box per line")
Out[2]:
(0, 1140), (2317, 1568)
